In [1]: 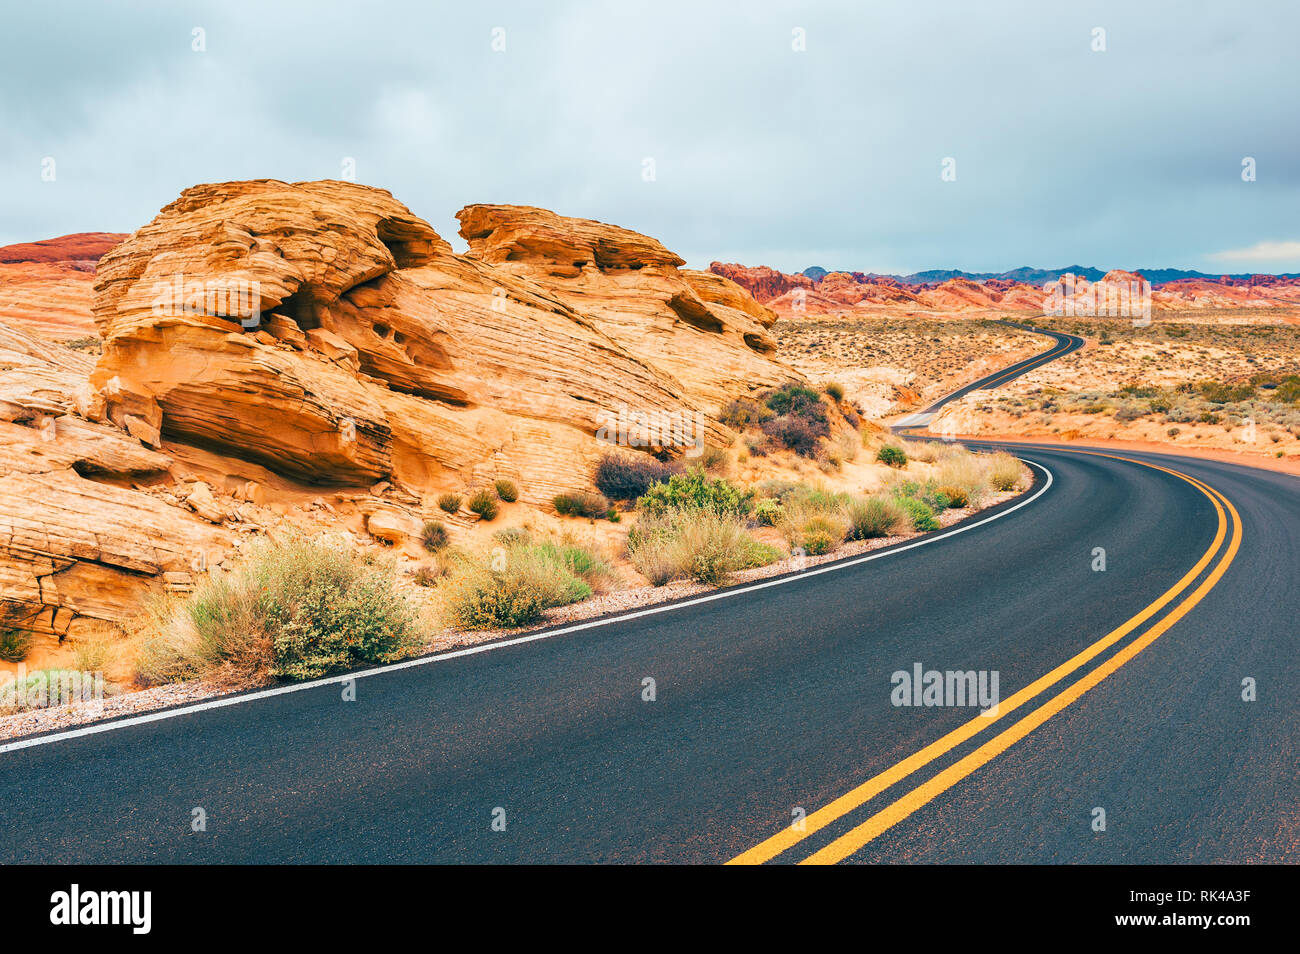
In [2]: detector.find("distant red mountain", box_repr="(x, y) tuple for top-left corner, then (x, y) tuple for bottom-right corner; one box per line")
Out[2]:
(0, 232), (126, 265)
(710, 262), (1300, 317)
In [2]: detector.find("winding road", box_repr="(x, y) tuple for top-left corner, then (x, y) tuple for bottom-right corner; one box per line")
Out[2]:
(1, 323), (1295, 864)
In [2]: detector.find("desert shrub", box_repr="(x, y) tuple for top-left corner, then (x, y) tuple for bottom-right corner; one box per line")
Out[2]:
(754, 497), (785, 527)
(0, 629), (32, 663)
(986, 453), (1023, 492)
(877, 444), (908, 468)
(420, 520), (450, 553)
(820, 429), (861, 470)
(763, 383), (823, 416)
(898, 497), (940, 532)
(937, 484), (970, 507)
(755, 383), (831, 458)
(627, 509), (778, 587)
(136, 537), (419, 684)
(436, 492), (462, 514)
(594, 453), (679, 501)
(800, 529), (835, 555)
(636, 468), (752, 517)
(468, 490), (499, 520)
(904, 442), (947, 463)
(699, 445), (731, 474)
(845, 496), (911, 539)
(760, 414), (826, 457)
(71, 633), (112, 673)
(441, 542), (601, 630)
(719, 397), (774, 429)
(554, 490), (612, 518)
(824, 381), (846, 402)
(492, 526), (532, 548)
(777, 491), (851, 552)
(413, 562), (446, 587)
(1167, 426), (1181, 437)
(755, 479), (802, 503)
(494, 479), (519, 502)
(528, 540), (614, 589)
(1114, 404), (1146, 422)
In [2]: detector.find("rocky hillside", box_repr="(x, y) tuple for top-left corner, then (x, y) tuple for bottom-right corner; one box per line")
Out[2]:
(0, 181), (795, 650)
(0, 232), (125, 340)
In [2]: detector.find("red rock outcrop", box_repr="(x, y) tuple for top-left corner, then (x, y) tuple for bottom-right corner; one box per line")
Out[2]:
(709, 262), (813, 303)
(0, 232), (125, 266)
(0, 232), (126, 340)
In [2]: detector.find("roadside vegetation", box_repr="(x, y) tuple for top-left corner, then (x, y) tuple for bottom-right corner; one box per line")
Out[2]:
(439, 531), (614, 629)
(722, 380), (866, 468)
(136, 536), (421, 685)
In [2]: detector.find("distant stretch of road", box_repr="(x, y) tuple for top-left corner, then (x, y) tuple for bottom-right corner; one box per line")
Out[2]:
(1, 322), (1295, 864)
(893, 320), (1085, 431)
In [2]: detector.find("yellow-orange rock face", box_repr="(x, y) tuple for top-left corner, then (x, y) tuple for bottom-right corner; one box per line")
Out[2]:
(3, 181), (799, 640)
(89, 181), (796, 496)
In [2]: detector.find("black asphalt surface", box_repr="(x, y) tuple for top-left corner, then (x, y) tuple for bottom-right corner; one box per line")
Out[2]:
(0, 327), (1294, 865)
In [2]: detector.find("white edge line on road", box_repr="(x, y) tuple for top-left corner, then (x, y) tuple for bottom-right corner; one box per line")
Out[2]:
(0, 459), (1055, 756)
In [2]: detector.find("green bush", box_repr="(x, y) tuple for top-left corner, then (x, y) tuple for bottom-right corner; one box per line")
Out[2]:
(420, 520), (450, 553)
(627, 509), (778, 587)
(441, 542), (603, 629)
(764, 383), (823, 416)
(877, 444), (908, 468)
(754, 497), (785, 526)
(845, 496), (911, 539)
(0, 629), (33, 663)
(137, 537), (420, 684)
(636, 468), (752, 517)
(801, 529), (835, 555)
(824, 381), (846, 402)
(436, 492), (462, 514)
(468, 489), (499, 521)
(494, 479), (519, 502)
(553, 491), (611, 518)
(898, 497), (940, 532)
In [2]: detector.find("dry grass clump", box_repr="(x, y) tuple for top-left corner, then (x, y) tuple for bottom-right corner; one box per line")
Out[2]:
(986, 452), (1024, 491)
(439, 536), (613, 630)
(845, 496), (912, 539)
(776, 487), (852, 552)
(935, 453), (989, 508)
(627, 509), (779, 586)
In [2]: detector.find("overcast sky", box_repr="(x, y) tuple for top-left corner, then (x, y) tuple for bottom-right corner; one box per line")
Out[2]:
(2, 1), (1297, 274)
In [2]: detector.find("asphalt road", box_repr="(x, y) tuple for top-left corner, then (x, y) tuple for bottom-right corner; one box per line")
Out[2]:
(0, 326), (1294, 865)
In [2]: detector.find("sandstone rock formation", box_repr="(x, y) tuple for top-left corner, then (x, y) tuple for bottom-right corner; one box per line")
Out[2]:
(0, 321), (231, 646)
(1, 181), (800, 644)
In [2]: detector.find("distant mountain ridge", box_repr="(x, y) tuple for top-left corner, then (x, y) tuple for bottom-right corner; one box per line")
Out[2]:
(801, 265), (1300, 287)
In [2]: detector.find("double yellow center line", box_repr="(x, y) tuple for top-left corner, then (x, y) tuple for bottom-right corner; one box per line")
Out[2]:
(728, 451), (1242, 865)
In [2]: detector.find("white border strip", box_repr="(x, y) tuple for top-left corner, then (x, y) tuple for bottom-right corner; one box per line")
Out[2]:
(1, 459), (1054, 755)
